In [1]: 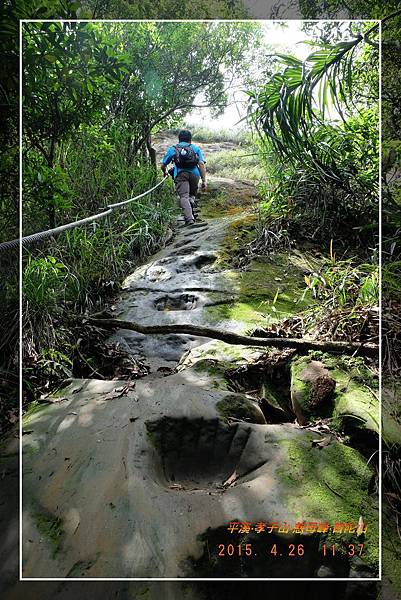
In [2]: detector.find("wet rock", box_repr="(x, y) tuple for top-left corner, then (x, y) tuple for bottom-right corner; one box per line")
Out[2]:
(316, 565), (338, 577)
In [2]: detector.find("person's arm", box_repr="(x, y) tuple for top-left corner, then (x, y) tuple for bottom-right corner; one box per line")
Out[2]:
(198, 161), (207, 189)
(161, 147), (173, 177)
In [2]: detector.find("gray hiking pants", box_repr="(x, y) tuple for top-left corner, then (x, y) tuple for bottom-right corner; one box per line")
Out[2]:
(175, 171), (199, 222)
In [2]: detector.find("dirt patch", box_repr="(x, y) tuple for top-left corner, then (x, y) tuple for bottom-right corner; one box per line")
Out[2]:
(299, 361), (336, 408)
(309, 375), (336, 408)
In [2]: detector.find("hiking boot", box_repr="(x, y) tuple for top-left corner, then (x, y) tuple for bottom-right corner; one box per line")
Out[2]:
(185, 218), (195, 226)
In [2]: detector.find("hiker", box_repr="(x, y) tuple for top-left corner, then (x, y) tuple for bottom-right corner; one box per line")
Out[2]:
(161, 129), (207, 225)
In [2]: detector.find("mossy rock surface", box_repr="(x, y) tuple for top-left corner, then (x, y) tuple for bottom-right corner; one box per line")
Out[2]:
(33, 511), (64, 559)
(276, 435), (379, 571)
(291, 353), (379, 438)
(216, 393), (265, 424)
(23, 400), (49, 425)
(204, 252), (318, 331)
(179, 340), (265, 372)
(291, 357), (336, 425)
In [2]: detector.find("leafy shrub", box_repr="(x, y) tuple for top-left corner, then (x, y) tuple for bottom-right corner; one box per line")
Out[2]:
(206, 147), (263, 181)
(303, 246), (379, 309)
(23, 256), (75, 312)
(166, 125), (250, 144)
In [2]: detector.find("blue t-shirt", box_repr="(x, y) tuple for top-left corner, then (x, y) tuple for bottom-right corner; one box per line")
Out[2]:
(162, 142), (205, 178)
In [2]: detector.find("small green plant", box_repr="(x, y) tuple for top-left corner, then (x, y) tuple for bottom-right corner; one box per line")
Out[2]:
(34, 513), (64, 558)
(37, 348), (73, 379)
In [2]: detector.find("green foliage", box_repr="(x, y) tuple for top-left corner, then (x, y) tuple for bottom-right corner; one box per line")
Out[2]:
(383, 261), (401, 299)
(206, 147), (263, 181)
(23, 22), (126, 157)
(303, 250), (379, 310)
(37, 348), (73, 379)
(248, 29), (378, 182)
(22, 256), (74, 312)
(9, 0), (248, 19)
(33, 512), (64, 558)
(20, 21), (260, 359)
(177, 126), (250, 144)
(22, 21), (260, 227)
(248, 26), (379, 242)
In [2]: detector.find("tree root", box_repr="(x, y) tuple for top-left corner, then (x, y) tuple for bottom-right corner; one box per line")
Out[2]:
(87, 317), (379, 357)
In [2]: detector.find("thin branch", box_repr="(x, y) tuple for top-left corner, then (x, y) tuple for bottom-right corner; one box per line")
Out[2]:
(87, 317), (379, 358)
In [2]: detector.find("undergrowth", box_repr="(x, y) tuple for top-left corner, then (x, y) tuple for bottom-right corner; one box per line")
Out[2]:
(206, 147), (264, 181)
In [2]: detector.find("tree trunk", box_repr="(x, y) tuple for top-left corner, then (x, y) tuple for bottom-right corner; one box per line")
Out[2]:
(146, 134), (157, 171)
(47, 140), (56, 228)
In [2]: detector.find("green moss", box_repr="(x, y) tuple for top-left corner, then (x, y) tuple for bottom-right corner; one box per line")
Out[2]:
(193, 358), (225, 375)
(192, 359), (228, 390)
(23, 445), (38, 455)
(239, 256), (315, 316)
(201, 191), (251, 219)
(291, 352), (379, 436)
(184, 342), (264, 376)
(205, 251), (317, 332)
(217, 214), (258, 263)
(34, 512), (64, 558)
(324, 356), (379, 437)
(316, 353), (378, 387)
(382, 410), (401, 447)
(276, 438), (379, 571)
(333, 382), (379, 434)
(204, 298), (269, 329)
(216, 394), (262, 423)
(137, 588), (152, 600)
(290, 355), (312, 418)
(23, 400), (48, 425)
(262, 382), (290, 414)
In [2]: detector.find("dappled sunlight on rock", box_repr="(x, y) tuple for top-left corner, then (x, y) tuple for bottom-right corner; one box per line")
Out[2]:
(22, 157), (379, 579)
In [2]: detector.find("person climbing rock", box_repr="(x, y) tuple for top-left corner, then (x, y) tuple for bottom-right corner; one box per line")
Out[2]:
(161, 129), (207, 225)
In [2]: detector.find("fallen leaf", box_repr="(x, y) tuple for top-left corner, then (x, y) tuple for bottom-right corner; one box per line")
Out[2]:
(169, 483), (185, 490)
(104, 382), (136, 401)
(311, 435), (333, 449)
(223, 471), (238, 487)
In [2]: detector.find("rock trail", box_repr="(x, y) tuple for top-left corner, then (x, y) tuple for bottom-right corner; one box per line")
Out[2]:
(19, 141), (380, 581)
